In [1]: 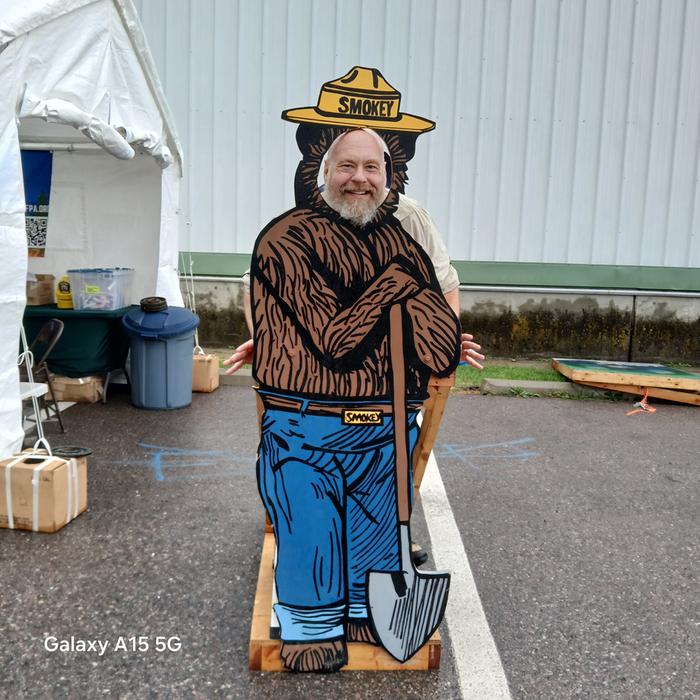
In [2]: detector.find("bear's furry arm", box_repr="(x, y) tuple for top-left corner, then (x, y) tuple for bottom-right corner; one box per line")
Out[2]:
(405, 288), (461, 376)
(371, 226), (461, 376)
(254, 220), (421, 361)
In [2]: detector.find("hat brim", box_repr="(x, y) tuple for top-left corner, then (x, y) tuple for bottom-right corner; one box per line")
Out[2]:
(281, 107), (435, 134)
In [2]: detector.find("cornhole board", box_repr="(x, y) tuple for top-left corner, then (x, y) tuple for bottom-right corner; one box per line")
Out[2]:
(552, 358), (700, 405)
(249, 374), (453, 671)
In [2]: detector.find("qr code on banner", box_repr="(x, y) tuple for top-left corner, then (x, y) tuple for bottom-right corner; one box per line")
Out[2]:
(26, 216), (47, 249)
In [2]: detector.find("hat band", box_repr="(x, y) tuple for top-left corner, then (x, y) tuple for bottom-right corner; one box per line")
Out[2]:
(316, 89), (402, 122)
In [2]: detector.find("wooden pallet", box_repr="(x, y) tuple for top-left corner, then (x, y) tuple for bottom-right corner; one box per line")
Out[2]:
(578, 380), (700, 406)
(552, 358), (700, 392)
(249, 531), (442, 671)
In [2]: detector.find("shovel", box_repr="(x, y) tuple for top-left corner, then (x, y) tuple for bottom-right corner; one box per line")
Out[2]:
(367, 304), (451, 663)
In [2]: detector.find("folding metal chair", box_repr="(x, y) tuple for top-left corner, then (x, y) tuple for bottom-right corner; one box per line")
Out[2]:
(21, 318), (66, 433)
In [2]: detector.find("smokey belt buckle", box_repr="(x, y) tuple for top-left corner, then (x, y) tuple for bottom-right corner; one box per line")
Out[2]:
(341, 408), (383, 425)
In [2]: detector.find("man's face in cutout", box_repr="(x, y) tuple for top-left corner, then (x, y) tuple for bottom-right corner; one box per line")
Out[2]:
(323, 129), (387, 226)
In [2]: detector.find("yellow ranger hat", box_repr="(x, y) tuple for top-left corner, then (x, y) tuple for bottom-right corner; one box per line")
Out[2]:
(282, 66), (435, 133)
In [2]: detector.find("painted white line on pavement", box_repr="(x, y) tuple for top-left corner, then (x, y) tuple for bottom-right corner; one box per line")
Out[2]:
(421, 451), (512, 700)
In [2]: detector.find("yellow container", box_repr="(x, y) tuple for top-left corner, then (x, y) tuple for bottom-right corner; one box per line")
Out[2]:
(56, 275), (73, 309)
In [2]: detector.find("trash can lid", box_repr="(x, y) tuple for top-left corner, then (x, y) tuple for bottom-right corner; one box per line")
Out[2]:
(122, 305), (199, 338)
(53, 446), (93, 458)
(140, 296), (168, 312)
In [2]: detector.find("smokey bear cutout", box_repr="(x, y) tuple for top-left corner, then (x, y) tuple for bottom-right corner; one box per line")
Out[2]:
(250, 67), (461, 672)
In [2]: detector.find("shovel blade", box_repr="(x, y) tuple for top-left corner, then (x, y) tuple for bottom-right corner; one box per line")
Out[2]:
(367, 568), (450, 662)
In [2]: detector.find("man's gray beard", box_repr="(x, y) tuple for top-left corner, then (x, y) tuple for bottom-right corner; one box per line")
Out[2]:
(322, 190), (380, 227)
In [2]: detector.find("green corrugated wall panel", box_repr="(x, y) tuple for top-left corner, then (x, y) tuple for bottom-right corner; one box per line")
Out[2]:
(179, 253), (700, 292)
(451, 262), (700, 292)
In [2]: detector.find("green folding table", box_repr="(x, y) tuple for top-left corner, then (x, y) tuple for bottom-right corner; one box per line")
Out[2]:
(23, 304), (132, 402)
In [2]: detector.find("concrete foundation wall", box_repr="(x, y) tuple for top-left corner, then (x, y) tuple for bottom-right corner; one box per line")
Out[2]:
(185, 278), (700, 363)
(184, 278), (249, 350)
(632, 297), (700, 363)
(459, 291), (634, 360)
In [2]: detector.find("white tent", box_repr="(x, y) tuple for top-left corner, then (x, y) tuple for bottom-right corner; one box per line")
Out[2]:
(1, 0), (184, 456)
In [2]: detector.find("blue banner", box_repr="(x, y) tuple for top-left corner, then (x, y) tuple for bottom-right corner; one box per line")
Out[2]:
(21, 150), (53, 258)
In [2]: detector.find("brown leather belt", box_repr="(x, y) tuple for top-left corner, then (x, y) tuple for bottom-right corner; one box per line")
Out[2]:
(260, 394), (420, 418)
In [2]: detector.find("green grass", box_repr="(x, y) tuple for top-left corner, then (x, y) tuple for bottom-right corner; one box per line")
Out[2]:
(455, 363), (566, 389)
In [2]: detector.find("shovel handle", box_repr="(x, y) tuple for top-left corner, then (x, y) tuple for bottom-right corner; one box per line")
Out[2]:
(389, 304), (411, 523)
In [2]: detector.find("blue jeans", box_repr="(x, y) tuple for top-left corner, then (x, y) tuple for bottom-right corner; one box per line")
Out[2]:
(256, 395), (419, 642)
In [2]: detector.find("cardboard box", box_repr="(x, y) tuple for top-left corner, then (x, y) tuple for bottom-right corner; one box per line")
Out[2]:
(0, 453), (88, 532)
(192, 353), (219, 393)
(25, 447), (89, 471)
(26, 274), (55, 305)
(51, 375), (103, 403)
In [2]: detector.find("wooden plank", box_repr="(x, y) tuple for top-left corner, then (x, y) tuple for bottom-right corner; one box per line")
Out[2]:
(552, 358), (700, 391)
(426, 374), (457, 387)
(579, 381), (700, 406)
(249, 531), (442, 672)
(413, 373), (455, 500)
(249, 532), (276, 670)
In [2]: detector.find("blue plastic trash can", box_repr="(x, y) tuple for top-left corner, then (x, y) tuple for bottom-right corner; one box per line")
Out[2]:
(122, 301), (200, 409)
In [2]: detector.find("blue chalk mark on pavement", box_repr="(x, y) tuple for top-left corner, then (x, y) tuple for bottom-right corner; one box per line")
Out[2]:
(105, 442), (255, 482)
(139, 443), (230, 481)
(434, 437), (540, 470)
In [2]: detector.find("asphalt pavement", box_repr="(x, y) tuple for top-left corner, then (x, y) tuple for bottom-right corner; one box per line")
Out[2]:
(436, 394), (698, 699)
(1, 386), (697, 698)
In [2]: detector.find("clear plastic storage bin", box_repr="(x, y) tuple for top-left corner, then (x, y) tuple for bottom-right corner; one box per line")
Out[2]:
(68, 268), (134, 310)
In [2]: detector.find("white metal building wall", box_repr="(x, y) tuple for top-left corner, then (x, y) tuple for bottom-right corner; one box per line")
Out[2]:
(132, 0), (700, 268)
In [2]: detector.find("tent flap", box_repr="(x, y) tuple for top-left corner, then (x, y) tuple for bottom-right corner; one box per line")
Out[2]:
(21, 92), (136, 159)
(0, 0), (184, 457)
(116, 126), (172, 168)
